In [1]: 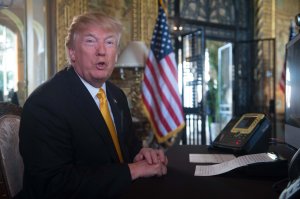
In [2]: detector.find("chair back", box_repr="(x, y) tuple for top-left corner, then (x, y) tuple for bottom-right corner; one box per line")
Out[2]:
(0, 103), (23, 198)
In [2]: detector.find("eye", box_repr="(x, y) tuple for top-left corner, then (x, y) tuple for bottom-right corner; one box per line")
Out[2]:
(105, 38), (117, 46)
(84, 36), (97, 44)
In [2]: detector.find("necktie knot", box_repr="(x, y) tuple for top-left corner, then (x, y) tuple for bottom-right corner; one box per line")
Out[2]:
(97, 88), (106, 107)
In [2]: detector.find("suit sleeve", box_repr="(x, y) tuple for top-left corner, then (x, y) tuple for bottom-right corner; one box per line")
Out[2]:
(19, 94), (132, 199)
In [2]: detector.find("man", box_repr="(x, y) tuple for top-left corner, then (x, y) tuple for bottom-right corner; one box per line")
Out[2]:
(19, 12), (167, 199)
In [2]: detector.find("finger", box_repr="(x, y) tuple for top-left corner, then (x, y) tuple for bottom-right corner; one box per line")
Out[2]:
(143, 149), (153, 164)
(158, 163), (167, 176)
(157, 149), (165, 163)
(156, 164), (163, 177)
(133, 154), (143, 162)
(162, 156), (168, 166)
(161, 164), (167, 175)
(150, 149), (159, 164)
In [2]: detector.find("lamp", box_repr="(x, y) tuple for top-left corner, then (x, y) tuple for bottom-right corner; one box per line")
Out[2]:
(116, 41), (149, 80)
(114, 41), (148, 122)
(116, 41), (149, 68)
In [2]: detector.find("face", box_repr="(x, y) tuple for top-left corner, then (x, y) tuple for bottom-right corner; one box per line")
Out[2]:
(69, 25), (119, 88)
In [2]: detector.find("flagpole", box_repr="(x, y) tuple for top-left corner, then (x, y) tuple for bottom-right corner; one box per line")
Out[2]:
(159, 0), (167, 15)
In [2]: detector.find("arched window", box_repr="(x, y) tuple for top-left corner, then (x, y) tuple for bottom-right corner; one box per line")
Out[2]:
(0, 25), (17, 102)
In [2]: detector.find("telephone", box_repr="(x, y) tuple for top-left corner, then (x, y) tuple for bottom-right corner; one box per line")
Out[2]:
(279, 148), (300, 199)
(212, 113), (271, 154)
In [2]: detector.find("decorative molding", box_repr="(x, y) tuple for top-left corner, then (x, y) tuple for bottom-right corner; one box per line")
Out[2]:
(56, 0), (87, 71)
(132, 0), (157, 46)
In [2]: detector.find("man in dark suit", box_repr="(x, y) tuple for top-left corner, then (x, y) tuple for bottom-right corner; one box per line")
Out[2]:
(19, 12), (167, 199)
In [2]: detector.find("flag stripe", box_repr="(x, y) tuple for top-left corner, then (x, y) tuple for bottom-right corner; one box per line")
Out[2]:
(145, 53), (182, 126)
(142, 94), (164, 136)
(159, 56), (182, 113)
(143, 62), (179, 130)
(165, 54), (178, 82)
(143, 74), (172, 132)
(279, 21), (296, 93)
(279, 66), (285, 92)
(157, 59), (183, 115)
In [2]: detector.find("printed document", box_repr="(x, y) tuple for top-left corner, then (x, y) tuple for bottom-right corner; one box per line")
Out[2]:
(189, 154), (236, 163)
(194, 153), (275, 176)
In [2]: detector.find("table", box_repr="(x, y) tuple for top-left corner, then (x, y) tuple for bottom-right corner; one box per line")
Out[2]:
(122, 145), (289, 199)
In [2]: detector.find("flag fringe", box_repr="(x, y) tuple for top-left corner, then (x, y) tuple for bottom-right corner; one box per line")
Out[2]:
(142, 102), (185, 143)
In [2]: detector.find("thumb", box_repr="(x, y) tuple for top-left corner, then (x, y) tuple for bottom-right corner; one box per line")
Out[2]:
(134, 154), (144, 162)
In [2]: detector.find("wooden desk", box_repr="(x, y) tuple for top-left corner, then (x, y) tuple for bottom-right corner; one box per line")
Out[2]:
(122, 145), (287, 199)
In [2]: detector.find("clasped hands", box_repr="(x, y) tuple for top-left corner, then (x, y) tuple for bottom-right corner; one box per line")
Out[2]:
(128, 148), (168, 180)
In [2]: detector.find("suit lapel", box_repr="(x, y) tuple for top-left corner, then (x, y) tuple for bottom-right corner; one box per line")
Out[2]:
(106, 84), (129, 162)
(106, 91), (121, 139)
(65, 67), (119, 162)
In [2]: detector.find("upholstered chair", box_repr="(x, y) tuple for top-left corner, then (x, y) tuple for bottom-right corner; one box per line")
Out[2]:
(0, 102), (23, 199)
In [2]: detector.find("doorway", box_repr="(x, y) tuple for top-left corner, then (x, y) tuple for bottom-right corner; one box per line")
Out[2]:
(0, 25), (17, 102)
(205, 40), (233, 143)
(0, 0), (50, 106)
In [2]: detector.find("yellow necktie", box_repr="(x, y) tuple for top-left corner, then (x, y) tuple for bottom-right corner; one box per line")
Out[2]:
(97, 88), (124, 163)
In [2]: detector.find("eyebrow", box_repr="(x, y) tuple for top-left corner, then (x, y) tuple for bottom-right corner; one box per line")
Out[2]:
(83, 33), (117, 41)
(83, 33), (96, 39)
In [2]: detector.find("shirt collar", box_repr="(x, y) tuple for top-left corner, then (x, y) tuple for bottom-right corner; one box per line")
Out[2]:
(76, 74), (106, 98)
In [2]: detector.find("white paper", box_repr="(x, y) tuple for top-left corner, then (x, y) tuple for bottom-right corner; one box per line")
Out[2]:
(189, 154), (236, 163)
(194, 153), (275, 176)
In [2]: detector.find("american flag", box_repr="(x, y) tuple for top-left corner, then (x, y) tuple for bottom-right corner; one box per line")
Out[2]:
(142, 6), (185, 143)
(279, 20), (296, 93)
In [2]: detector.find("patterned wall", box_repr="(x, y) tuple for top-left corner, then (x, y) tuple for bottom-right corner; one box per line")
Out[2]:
(55, 0), (158, 71)
(132, 0), (157, 46)
(56, 0), (88, 71)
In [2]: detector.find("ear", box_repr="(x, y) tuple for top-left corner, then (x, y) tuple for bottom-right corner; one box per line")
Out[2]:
(115, 52), (119, 63)
(68, 48), (76, 62)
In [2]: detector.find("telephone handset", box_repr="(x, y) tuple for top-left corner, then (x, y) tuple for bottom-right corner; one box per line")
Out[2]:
(279, 148), (300, 199)
(212, 113), (271, 154)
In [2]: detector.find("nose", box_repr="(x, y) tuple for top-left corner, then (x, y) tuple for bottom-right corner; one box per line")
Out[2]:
(96, 43), (106, 56)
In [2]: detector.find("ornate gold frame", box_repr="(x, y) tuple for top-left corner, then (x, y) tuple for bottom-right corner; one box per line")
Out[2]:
(55, 0), (157, 71)
(132, 0), (158, 45)
(56, 0), (88, 71)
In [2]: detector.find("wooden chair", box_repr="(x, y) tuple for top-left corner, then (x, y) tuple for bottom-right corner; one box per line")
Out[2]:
(0, 102), (23, 199)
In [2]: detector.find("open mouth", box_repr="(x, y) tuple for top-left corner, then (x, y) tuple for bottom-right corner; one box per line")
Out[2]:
(96, 61), (106, 69)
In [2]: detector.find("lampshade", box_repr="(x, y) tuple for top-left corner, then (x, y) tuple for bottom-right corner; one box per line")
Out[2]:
(116, 41), (149, 68)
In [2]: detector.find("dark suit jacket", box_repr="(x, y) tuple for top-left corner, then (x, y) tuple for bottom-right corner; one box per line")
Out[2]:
(19, 66), (142, 199)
